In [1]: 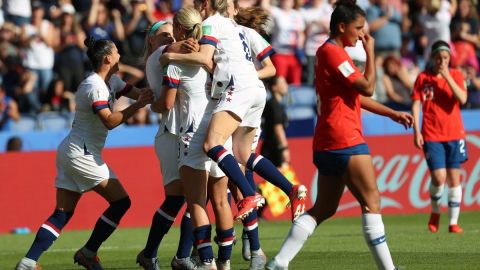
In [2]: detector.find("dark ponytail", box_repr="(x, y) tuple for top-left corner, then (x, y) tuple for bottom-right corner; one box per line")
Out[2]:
(84, 37), (114, 70)
(330, 0), (365, 36)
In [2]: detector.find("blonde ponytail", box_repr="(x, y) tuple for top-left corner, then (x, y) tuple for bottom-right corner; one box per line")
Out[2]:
(174, 8), (204, 40)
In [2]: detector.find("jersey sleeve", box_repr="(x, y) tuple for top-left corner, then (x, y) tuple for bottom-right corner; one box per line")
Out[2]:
(199, 19), (219, 47)
(247, 28), (275, 62)
(163, 64), (181, 89)
(411, 73), (424, 101)
(109, 74), (133, 99)
(89, 87), (110, 113)
(326, 48), (362, 85)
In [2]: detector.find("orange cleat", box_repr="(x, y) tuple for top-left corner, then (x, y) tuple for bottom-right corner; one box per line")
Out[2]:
(428, 213), (440, 233)
(448, 224), (464, 233)
(287, 185), (307, 222)
(234, 194), (265, 221)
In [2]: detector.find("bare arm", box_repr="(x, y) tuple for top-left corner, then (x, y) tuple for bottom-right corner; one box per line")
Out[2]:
(96, 90), (153, 130)
(360, 96), (413, 128)
(383, 75), (405, 103)
(257, 57), (276, 79)
(352, 33), (376, 96)
(86, 0), (100, 29)
(161, 44), (215, 68)
(440, 67), (467, 105)
(111, 9), (125, 41)
(151, 86), (177, 113)
(411, 99), (423, 148)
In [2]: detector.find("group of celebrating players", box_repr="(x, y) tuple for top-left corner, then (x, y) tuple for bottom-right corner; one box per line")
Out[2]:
(15, 0), (468, 269)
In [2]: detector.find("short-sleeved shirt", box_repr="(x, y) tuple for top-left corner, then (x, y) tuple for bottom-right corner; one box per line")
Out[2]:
(63, 73), (131, 158)
(199, 13), (258, 97)
(162, 63), (211, 134)
(238, 25), (275, 69)
(270, 6), (305, 55)
(146, 45), (179, 136)
(313, 41), (364, 151)
(411, 69), (466, 142)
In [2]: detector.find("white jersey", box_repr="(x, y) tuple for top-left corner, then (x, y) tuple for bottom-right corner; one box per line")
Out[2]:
(146, 45), (179, 136)
(61, 73), (130, 158)
(238, 25), (275, 70)
(164, 63), (211, 134)
(200, 13), (258, 97)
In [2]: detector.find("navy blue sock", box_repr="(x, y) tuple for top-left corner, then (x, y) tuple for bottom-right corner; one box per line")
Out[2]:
(144, 196), (185, 258)
(207, 145), (255, 197)
(242, 210), (260, 251)
(193, 224), (214, 263)
(85, 197), (131, 253)
(245, 168), (255, 190)
(216, 227), (235, 261)
(247, 153), (292, 195)
(176, 212), (194, 259)
(26, 209), (73, 261)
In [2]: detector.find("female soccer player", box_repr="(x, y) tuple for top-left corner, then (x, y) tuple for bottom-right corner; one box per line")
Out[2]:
(155, 7), (235, 269)
(15, 37), (153, 270)
(136, 21), (199, 270)
(266, 1), (413, 269)
(411, 40), (468, 234)
(161, 0), (306, 224)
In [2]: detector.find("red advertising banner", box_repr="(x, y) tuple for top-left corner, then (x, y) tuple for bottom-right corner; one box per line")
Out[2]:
(1, 132), (479, 233)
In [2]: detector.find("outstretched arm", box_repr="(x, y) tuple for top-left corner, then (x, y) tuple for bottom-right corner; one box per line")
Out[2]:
(360, 96), (413, 129)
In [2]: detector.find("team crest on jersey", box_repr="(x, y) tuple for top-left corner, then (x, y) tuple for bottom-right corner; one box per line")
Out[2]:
(422, 83), (434, 100)
(338, 61), (355, 77)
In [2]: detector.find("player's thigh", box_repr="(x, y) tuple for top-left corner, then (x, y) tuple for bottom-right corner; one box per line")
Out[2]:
(155, 132), (181, 186)
(180, 166), (209, 205)
(343, 154), (381, 213)
(164, 179), (185, 196)
(204, 111), (240, 150)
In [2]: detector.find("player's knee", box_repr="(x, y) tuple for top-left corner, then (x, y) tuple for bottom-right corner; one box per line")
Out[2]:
(232, 147), (249, 165)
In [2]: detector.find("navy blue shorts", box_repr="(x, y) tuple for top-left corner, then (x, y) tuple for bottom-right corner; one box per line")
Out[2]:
(314, 143), (371, 176)
(423, 140), (468, 170)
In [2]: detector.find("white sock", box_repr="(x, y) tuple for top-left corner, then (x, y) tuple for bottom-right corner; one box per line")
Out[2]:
(430, 184), (444, 213)
(448, 185), (462, 225)
(274, 213), (317, 267)
(362, 213), (395, 270)
(20, 257), (37, 266)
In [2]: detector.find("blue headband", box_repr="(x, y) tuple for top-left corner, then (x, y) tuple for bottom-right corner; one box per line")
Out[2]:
(148, 20), (168, 36)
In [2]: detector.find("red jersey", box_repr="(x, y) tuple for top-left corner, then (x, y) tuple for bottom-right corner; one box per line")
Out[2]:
(411, 69), (466, 142)
(313, 41), (364, 151)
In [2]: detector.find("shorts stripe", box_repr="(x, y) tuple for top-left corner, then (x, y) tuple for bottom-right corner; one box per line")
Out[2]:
(41, 223), (60, 237)
(157, 208), (176, 221)
(100, 215), (118, 228)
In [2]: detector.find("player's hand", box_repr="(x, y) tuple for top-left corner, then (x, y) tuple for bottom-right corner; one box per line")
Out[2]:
(439, 63), (451, 79)
(360, 33), (375, 55)
(390, 111), (414, 129)
(137, 88), (154, 107)
(414, 132), (424, 149)
(181, 38), (200, 53)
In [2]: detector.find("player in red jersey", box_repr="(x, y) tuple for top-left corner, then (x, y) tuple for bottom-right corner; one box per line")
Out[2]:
(266, 1), (413, 269)
(412, 40), (468, 234)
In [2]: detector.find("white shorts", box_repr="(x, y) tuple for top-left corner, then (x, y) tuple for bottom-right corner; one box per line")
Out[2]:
(55, 151), (117, 193)
(178, 120), (232, 179)
(155, 132), (181, 186)
(213, 79), (266, 128)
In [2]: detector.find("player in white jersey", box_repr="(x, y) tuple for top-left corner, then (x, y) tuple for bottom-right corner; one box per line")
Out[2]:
(136, 21), (199, 270)
(15, 37), (153, 270)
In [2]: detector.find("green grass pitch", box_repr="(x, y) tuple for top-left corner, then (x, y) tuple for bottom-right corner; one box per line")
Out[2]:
(1, 211), (479, 269)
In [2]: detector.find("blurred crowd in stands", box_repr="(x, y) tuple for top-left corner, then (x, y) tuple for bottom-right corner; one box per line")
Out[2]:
(1, 0), (480, 132)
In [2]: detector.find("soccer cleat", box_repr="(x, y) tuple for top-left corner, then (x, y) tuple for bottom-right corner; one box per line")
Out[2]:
(194, 259), (217, 270)
(234, 194), (265, 221)
(287, 185), (308, 222)
(171, 256), (198, 270)
(249, 249), (267, 270)
(216, 259), (231, 270)
(449, 224), (464, 233)
(136, 250), (160, 270)
(428, 212), (440, 233)
(242, 232), (251, 261)
(15, 258), (41, 270)
(73, 248), (104, 270)
(265, 258), (288, 270)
